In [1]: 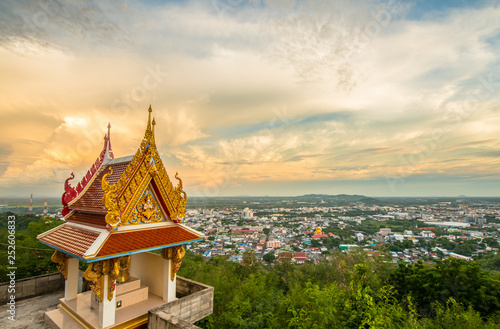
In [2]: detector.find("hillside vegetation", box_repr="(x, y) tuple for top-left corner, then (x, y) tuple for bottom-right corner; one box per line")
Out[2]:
(2, 212), (500, 328)
(179, 250), (500, 329)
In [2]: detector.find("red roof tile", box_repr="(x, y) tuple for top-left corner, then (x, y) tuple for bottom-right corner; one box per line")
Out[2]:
(96, 226), (202, 257)
(65, 211), (107, 228)
(39, 225), (100, 258)
(71, 161), (129, 210)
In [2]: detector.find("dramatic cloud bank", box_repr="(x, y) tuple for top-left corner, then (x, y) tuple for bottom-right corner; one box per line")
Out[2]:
(1, 0), (499, 197)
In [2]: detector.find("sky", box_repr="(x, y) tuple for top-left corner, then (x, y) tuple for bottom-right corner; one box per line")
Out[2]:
(1, 0), (500, 198)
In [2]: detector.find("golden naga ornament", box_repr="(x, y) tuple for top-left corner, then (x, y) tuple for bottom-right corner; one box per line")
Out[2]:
(162, 246), (186, 281)
(51, 250), (69, 280)
(83, 259), (120, 302)
(107, 259), (120, 301)
(102, 168), (121, 227)
(84, 262), (104, 302)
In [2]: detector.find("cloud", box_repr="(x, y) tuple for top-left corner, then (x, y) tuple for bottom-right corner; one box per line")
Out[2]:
(0, 0), (132, 55)
(1, 0), (500, 197)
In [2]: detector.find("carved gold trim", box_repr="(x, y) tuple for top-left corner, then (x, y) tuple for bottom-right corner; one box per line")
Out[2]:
(101, 107), (188, 227)
(102, 168), (121, 227)
(127, 186), (166, 225)
(117, 256), (131, 283)
(107, 258), (120, 301)
(84, 262), (104, 302)
(120, 165), (153, 224)
(162, 246), (186, 281)
(51, 250), (69, 280)
(83, 262), (103, 303)
(83, 259), (120, 302)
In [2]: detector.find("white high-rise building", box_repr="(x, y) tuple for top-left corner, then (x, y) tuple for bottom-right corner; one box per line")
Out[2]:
(242, 208), (253, 219)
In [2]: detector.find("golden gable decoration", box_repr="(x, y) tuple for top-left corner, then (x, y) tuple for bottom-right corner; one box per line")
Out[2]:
(102, 106), (187, 227)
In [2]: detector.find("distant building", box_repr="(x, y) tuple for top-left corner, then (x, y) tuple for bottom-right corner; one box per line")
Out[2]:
(266, 241), (282, 248)
(339, 245), (360, 251)
(466, 214), (486, 225)
(420, 231), (435, 238)
(378, 228), (392, 236)
(242, 208), (253, 219)
(449, 252), (472, 261)
(374, 215), (395, 221)
(393, 234), (404, 242)
(293, 252), (309, 263)
(231, 229), (258, 235)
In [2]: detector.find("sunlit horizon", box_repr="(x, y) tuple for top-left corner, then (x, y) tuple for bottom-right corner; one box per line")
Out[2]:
(1, 0), (500, 198)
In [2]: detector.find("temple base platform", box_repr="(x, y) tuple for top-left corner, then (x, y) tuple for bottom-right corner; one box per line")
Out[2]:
(45, 277), (166, 329)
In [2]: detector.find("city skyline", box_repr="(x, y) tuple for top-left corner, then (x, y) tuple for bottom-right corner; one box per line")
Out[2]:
(1, 0), (500, 198)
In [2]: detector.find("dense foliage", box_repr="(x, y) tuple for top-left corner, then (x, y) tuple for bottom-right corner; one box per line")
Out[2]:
(179, 250), (500, 328)
(0, 212), (61, 280)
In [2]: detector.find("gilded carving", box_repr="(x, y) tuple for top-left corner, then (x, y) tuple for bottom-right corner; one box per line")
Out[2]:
(102, 106), (188, 226)
(128, 188), (164, 224)
(107, 259), (120, 301)
(162, 246), (186, 281)
(83, 259), (120, 302)
(102, 168), (121, 227)
(117, 256), (131, 283)
(51, 250), (69, 280)
(84, 262), (104, 302)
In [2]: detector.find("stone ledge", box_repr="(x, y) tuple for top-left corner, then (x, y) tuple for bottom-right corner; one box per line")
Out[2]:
(0, 272), (65, 303)
(148, 277), (214, 329)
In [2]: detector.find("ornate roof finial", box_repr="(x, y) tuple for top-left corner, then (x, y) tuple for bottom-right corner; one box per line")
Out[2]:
(146, 106), (153, 137)
(151, 117), (156, 145)
(107, 122), (111, 139)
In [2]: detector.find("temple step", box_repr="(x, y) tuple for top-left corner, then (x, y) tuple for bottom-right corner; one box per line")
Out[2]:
(45, 307), (89, 329)
(116, 283), (149, 310)
(115, 277), (141, 295)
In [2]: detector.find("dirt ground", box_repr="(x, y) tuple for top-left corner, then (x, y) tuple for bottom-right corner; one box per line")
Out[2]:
(0, 290), (63, 329)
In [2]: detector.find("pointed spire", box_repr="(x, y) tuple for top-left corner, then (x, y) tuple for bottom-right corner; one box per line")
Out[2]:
(151, 117), (156, 145)
(102, 122), (114, 163)
(147, 105), (152, 130)
(145, 105), (153, 141)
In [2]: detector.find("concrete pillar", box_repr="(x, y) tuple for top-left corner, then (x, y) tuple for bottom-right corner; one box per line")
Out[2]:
(65, 257), (79, 301)
(163, 258), (177, 302)
(99, 274), (116, 328)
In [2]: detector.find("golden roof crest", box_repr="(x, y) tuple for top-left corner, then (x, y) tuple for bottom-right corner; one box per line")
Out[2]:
(101, 106), (187, 227)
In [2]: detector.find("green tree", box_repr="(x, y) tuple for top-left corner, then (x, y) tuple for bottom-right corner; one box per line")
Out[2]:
(263, 252), (276, 263)
(389, 259), (500, 318)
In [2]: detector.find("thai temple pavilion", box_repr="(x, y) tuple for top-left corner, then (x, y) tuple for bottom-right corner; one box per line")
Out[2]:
(37, 107), (211, 329)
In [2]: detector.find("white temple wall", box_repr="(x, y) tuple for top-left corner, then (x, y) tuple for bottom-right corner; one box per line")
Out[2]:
(129, 252), (164, 298)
